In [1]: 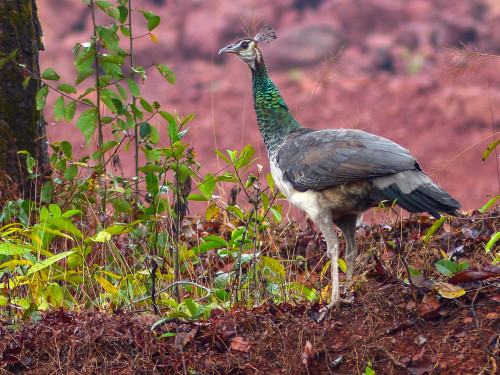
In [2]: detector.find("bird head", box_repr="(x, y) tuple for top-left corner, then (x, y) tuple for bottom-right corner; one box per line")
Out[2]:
(219, 23), (277, 70)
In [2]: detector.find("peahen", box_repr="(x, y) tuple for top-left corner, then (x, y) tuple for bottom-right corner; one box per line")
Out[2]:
(219, 24), (461, 319)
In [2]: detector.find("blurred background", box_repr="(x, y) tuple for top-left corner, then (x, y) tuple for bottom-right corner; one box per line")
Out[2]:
(37, 0), (500, 213)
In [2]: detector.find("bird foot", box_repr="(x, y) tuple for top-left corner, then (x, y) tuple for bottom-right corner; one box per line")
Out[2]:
(317, 297), (353, 322)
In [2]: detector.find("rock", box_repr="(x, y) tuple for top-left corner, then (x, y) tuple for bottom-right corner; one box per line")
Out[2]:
(265, 24), (345, 69)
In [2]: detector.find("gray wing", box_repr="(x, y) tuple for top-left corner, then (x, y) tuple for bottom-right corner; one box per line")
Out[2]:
(276, 129), (419, 192)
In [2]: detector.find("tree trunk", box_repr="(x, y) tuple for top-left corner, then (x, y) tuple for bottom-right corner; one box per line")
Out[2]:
(0, 0), (50, 201)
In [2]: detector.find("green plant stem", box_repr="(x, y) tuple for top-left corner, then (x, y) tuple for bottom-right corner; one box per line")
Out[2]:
(10, 60), (92, 107)
(128, 0), (140, 200)
(90, 0), (106, 212)
(232, 205), (256, 305)
(173, 162), (181, 304)
(251, 187), (261, 304)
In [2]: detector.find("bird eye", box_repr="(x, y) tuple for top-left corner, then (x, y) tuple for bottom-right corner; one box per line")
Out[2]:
(240, 41), (249, 49)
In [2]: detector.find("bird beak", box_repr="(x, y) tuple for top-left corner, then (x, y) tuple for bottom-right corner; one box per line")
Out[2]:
(219, 44), (237, 54)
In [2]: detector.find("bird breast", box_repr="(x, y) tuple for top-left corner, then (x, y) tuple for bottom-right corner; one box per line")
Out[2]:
(270, 157), (323, 219)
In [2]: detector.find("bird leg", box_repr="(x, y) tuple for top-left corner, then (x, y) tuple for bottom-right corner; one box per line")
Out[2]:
(334, 214), (359, 295)
(316, 214), (352, 322)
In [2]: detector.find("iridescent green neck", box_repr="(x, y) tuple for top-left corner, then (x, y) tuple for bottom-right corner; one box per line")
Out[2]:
(251, 63), (303, 155)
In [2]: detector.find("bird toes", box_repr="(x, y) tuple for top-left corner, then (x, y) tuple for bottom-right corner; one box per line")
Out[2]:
(317, 297), (353, 322)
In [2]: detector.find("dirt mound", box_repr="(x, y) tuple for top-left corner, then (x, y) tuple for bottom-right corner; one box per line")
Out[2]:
(1, 290), (498, 374)
(2, 210), (499, 374)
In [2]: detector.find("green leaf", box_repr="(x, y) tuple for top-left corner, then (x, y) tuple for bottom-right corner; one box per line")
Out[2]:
(126, 112), (135, 129)
(64, 101), (77, 122)
(181, 113), (194, 126)
(485, 231), (500, 253)
(57, 83), (77, 94)
(120, 25), (130, 37)
(0, 243), (32, 256)
(213, 149), (231, 164)
(139, 122), (151, 138)
(91, 231), (112, 242)
(203, 236), (227, 247)
(104, 223), (140, 235)
(36, 86), (49, 110)
(27, 250), (75, 275)
(423, 217), (447, 244)
(0, 57), (9, 69)
(262, 256), (285, 278)
(116, 118), (127, 131)
(78, 87), (95, 100)
(195, 238), (226, 254)
(53, 96), (65, 121)
(102, 3), (120, 20)
(64, 165), (78, 180)
(62, 209), (81, 219)
(74, 43), (94, 71)
(140, 97), (153, 113)
(146, 173), (159, 195)
(158, 332), (176, 339)
(479, 195), (500, 213)
(160, 111), (178, 142)
(149, 126), (160, 145)
(235, 144), (255, 170)
(111, 98), (125, 114)
(203, 174), (215, 196)
(22, 76), (31, 88)
(270, 207), (282, 223)
(47, 283), (63, 304)
(155, 64), (175, 84)
(116, 83), (127, 100)
(266, 173), (275, 193)
(41, 67), (60, 81)
(101, 88), (120, 113)
(41, 180), (54, 203)
(102, 140), (118, 152)
(482, 140), (500, 162)
(76, 108), (98, 147)
(140, 10), (161, 31)
(187, 194), (210, 201)
(9, 48), (18, 59)
(408, 267), (422, 276)
(44, 217), (83, 239)
(75, 68), (96, 85)
(101, 59), (124, 80)
(118, 5), (128, 24)
(127, 77), (140, 97)
(61, 141), (73, 158)
(139, 164), (165, 173)
(131, 104), (143, 120)
(96, 26), (119, 51)
(260, 192), (269, 211)
(435, 259), (459, 275)
(95, 1), (113, 11)
(102, 116), (114, 124)
(184, 298), (197, 317)
(91, 149), (103, 161)
(338, 258), (347, 273)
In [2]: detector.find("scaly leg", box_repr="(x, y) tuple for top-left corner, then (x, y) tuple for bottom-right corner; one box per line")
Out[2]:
(334, 214), (359, 294)
(315, 213), (351, 322)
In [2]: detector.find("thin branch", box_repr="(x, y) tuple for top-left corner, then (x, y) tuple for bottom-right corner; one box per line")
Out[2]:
(120, 281), (211, 311)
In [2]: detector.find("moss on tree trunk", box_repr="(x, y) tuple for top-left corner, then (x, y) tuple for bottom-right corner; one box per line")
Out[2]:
(0, 0), (49, 200)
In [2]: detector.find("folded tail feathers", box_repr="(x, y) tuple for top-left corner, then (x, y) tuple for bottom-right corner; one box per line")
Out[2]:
(373, 171), (461, 218)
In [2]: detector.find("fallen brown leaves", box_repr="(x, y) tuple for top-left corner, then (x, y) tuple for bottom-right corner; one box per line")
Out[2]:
(0, 209), (499, 374)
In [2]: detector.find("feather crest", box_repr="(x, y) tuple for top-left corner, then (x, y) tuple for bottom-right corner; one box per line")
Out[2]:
(254, 23), (277, 43)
